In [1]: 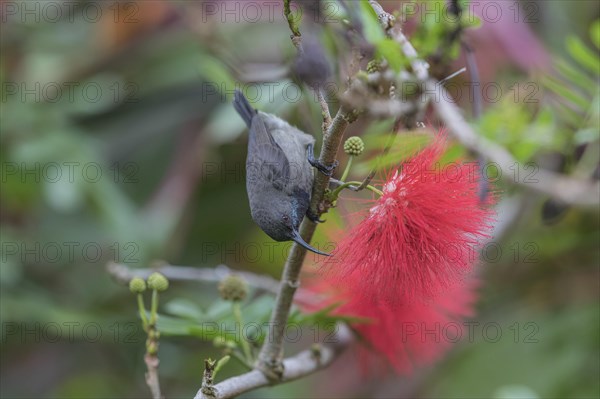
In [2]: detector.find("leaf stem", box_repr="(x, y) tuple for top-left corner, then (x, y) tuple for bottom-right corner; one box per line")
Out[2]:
(340, 156), (353, 182)
(150, 289), (158, 325)
(233, 302), (253, 364)
(331, 181), (383, 198)
(137, 294), (149, 331)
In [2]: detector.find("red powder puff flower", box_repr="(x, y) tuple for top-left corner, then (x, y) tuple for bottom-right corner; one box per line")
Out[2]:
(336, 276), (479, 374)
(325, 134), (495, 305)
(303, 272), (479, 374)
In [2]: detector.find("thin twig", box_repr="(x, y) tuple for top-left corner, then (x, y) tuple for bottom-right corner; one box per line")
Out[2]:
(316, 88), (332, 134)
(200, 359), (217, 398)
(368, 0), (429, 81)
(145, 353), (162, 399)
(106, 262), (316, 307)
(428, 80), (600, 206)
(195, 324), (352, 399)
(438, 67), (467, 86)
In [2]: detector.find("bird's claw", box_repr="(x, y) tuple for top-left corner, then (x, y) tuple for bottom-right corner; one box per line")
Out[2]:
(307, 143), (338, 177)
(306, 209), (326, 223)
(317, 160), (338, 177)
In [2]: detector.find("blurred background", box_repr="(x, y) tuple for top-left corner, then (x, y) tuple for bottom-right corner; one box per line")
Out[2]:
(1, 0), (599, 398)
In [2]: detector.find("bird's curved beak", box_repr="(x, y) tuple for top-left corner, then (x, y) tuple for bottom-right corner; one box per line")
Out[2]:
(291, 230), (331, 256)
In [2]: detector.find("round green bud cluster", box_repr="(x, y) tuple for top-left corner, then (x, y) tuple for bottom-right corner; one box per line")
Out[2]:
(147, 272), (169, 292)
(129, 277), (146, 293)
(344, 136), (365, 156)
(367, 59), (382, 74)
(218, 274), (248, 302)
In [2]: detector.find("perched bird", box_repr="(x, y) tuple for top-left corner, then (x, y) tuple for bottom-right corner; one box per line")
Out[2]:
(233, 90), (332, 256)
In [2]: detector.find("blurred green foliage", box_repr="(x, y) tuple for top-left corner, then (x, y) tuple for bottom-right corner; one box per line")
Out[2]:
(1, 1), (599, 399)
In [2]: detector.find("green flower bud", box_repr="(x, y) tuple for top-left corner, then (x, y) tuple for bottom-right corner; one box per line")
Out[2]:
(343, 136), (365, 156)
(129, 277), (146, 293)
(367, 59), (382, 74)
(218, 274), (248, 302)
(147, 272), (169, 292)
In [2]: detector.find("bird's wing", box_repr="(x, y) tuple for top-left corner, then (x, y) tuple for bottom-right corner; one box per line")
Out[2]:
(248, 114), (291, 187)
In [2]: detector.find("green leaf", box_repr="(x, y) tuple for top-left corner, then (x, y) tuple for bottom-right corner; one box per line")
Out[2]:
(164, 298), (205, 321)
(376, 38), (406, 72)
(291, 302), (371, 329)
(206, 300), (235, 320)
(478, 98), (560, 162)
(238, 295), (275, 322)
(543, 76), (590, 111)
(566, 36), (600, 75)
(554, 59), (597, 96)
(591, 19), (600, 49)
(359, 0), (385, 44)
(357, 133), (431, 173)
(156, 314), (205, 336)
(556, 103), (586, 127)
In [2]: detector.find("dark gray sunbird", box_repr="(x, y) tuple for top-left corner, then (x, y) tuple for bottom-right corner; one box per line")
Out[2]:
(233, 90), (333, 256)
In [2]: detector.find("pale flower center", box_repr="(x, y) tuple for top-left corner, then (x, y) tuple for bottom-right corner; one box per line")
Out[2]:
(369, 171), (408, 219)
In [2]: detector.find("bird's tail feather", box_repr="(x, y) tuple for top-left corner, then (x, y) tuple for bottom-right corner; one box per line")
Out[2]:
(233, 89), (256, 127)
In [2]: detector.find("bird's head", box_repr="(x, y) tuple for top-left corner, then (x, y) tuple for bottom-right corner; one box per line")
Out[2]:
(251, 196), (330, 256)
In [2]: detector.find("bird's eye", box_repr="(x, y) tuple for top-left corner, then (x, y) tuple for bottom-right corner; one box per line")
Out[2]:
(282, 215), (289, 222)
